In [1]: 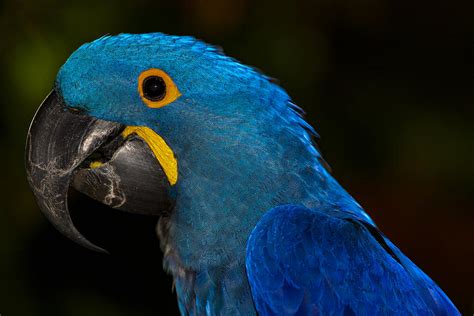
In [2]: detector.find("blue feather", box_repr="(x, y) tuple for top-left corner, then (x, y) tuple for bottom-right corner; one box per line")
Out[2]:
(246, 204), (460, 315)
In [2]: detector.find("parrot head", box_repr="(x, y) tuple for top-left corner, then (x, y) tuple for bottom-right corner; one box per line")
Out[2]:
(26, 33), (322, 267)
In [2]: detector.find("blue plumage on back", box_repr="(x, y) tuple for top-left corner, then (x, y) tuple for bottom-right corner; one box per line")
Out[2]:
(56, 33), (459, 315)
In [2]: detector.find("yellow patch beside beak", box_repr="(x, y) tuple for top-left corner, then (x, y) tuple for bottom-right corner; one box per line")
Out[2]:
(89, 161), (104, 169)
(122, 126), (178, 185)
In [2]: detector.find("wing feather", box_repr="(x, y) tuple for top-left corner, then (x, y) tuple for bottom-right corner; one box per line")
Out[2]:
(246, 204), (459, 315)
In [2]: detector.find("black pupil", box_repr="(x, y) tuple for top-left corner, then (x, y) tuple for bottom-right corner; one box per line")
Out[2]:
(143, 76), (166, 101)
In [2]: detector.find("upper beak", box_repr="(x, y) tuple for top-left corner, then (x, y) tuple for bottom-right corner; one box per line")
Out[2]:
(26, 90), (174, 252)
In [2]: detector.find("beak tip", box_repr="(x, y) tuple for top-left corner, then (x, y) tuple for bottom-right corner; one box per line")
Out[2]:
(52, 217), (109, 254)
(82, 242), (109, 254)
(26, 89), (115, 254)
(37, 199), (108, 254)
(69, 234), (108, 253)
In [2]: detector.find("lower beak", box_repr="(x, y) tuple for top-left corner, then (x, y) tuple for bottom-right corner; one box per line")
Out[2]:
(26, 90), (174, 252)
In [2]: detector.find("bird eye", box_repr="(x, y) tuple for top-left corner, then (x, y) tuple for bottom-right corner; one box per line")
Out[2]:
(143, 76), (166, 101)
(138, 68), (181, 108)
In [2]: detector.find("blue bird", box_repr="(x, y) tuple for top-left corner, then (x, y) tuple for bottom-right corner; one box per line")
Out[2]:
(26, 33), (460, 315)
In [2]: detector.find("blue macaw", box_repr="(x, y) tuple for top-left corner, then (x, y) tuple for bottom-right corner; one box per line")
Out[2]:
(26, 33), (459, 315)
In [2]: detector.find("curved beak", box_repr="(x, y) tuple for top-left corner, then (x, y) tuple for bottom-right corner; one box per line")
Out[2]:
(26, 90), (174, 252)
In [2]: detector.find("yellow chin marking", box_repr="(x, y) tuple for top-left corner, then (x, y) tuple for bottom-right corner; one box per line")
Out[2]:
(122, 126), (178, 186)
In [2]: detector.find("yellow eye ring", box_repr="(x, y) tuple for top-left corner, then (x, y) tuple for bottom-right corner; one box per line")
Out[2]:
(138, 68), (181, 108)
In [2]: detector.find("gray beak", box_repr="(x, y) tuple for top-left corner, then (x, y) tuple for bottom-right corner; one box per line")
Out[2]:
(26, 90), (174, 252)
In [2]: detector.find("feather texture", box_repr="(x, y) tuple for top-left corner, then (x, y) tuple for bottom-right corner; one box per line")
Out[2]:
(246, 204), (460, 315)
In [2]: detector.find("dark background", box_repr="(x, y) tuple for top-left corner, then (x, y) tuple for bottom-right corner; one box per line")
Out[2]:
(0, 0), (473, 314)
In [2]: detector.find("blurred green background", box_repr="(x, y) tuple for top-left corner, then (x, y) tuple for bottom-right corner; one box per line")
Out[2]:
(0, 0), (473, 314)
